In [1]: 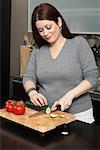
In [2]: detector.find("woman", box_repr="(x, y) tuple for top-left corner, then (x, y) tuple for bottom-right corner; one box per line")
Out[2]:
(23, 3), (98, 123)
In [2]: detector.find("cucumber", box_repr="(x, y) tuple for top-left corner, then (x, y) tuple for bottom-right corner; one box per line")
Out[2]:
(25, 100), (48, 111)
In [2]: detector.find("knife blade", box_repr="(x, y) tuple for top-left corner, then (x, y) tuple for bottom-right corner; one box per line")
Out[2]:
(28, 106), (51, 118)
(28, 110), (45, 118)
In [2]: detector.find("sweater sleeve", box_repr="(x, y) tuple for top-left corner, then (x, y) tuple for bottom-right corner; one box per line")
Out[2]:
(77, 36), (99, 87)
(22, 48), (37, 84)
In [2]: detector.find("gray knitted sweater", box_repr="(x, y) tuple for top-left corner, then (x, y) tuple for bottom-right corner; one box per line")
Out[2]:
(23, 36), (98, 114)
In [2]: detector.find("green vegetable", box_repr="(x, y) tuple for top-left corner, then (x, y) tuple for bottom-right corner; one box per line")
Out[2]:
(25, 100), (48, 111)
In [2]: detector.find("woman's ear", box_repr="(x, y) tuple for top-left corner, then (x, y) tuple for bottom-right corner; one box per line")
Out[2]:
(57, 17), (62, 28)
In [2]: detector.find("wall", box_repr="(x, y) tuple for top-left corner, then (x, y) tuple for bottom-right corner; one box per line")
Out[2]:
(10, 0), (28, 76)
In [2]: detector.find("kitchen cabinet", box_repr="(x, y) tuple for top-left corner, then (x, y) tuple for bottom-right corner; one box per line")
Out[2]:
(10, 75), (28, 101)
(28, 0), (100, 34)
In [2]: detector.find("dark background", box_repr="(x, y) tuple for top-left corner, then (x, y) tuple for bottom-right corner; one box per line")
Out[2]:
(0, 0), (11, 106)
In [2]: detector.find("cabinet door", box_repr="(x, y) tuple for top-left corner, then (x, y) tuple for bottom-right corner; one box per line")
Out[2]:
(28, 0), (100, 33)
(92, 99), (100, 125)
(13, 81), (29, 101)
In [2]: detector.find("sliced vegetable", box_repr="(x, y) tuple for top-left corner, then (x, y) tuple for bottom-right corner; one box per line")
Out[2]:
(45, 107), (51, 114)
(59, 114), (65, 118)
(50, 113), (58, 118)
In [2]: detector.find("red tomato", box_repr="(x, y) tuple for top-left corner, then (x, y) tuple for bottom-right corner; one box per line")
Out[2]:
(12, 101), (25, 115)
(5, 100), (17, 112)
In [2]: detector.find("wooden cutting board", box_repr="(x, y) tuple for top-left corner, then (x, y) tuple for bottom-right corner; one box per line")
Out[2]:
(0, 107), (76, 133)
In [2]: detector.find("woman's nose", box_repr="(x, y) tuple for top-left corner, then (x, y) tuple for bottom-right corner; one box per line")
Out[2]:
(43, 29), (49, 36)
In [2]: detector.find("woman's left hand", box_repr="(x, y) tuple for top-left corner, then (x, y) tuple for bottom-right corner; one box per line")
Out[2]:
(51, 91), (74, 111)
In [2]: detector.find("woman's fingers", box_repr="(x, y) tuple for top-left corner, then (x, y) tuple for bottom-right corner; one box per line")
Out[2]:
(30, 93), (47, 106)
(51, 101), (58, 111)
(65, 104), (70, 109)
(30, 97), (38, 106)
(51, 101), (65, 111)
(51, 100), (71, 112)
(38, 93), (48, 105)
(60, 104), (65, 111)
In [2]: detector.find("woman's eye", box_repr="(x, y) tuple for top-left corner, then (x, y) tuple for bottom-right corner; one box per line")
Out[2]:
(37, 25), (52, 33)
(46, 26), (51, 30)
(38, 29), (43, 33)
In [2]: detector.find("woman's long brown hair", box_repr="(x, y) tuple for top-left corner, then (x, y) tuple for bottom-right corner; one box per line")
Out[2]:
(31, 3), (75, 48)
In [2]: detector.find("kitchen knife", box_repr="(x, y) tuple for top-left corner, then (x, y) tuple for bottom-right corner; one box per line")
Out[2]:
(28, 110), (45, 118)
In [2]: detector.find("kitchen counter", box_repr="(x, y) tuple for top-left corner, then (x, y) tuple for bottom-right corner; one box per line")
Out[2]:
(89, 89), (100, 101)
(0, 117), (100, 150)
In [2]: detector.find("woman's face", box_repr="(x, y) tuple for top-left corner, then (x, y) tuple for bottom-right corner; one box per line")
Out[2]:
(35, 19), (61, 44)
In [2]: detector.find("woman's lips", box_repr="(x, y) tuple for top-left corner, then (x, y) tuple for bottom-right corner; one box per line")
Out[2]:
(45, 36), (51, 41)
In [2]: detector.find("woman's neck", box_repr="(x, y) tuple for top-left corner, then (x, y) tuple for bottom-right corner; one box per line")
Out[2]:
(50, 34), (66, 48)
(49, 35), (66, 59)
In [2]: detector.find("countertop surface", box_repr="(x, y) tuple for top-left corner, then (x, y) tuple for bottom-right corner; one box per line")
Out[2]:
(0, 117), (100, 150)
(0, 107), (75, 133)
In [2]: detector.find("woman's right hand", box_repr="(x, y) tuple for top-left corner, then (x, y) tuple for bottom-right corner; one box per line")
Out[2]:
(29, 90), (48, 107)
